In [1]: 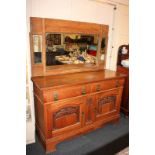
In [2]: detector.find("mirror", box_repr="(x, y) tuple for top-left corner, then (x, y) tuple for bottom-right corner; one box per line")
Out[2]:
(100, 37), (106, 61)
(46, 33), (99, 66)
(33, 35), (42, 64)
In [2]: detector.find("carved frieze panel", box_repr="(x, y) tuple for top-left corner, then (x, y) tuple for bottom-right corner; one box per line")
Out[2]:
(53, 106), (80, 130)
(98, 96), (116, 105)
(98, 96), (116, 114)
(54, 106), (79, 119)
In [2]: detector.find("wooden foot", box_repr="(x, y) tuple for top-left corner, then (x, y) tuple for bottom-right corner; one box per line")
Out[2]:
(112, 118), (120, 125)
(46, 142), (57, 153)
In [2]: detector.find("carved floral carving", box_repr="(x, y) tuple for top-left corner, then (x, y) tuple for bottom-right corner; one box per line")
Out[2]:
(98, 96), (116, 114)
(53, 106), (80, 130)
(53, 106), (79, 120)
(98, 96), (116, 105)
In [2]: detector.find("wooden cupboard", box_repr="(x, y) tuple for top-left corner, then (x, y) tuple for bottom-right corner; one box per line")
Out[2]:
(117, 44), (129, 116)
(32, 70), (125, 153)
(30, 17), (126, 153)
(117, 66), (129, 116)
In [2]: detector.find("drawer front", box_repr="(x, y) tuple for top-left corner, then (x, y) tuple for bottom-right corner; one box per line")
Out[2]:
(43, 84), (91, 103)
(43, 78), (124, 103)
(91, 79), (124, 93)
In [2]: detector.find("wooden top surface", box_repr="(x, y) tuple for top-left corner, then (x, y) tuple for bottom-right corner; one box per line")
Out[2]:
(32, 70), (126, 90)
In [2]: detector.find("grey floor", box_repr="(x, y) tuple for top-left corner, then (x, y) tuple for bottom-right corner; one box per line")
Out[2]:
(26, 115), (129, 155)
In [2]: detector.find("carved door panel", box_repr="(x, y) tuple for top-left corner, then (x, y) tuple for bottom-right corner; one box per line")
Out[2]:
(95, 89), (122, 121)
(45, 97), (85, 138)
(84, 95), (96, 126)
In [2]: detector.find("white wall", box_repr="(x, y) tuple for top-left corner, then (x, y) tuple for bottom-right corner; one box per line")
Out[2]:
(109, 4), (129, 70)
(26, 0), (35, 144)
(29, 0), (113, 24)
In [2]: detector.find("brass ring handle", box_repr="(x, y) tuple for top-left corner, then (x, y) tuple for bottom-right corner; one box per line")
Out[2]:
(96, 84), (101, 91)
(53, 92), (58, 101)
(81, 86), (86, 95)
(115, 80), (120, 87)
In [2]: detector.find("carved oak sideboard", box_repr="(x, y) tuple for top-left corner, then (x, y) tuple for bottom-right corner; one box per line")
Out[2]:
(32, 70), (125, 153)
(30, 17), (126, 153)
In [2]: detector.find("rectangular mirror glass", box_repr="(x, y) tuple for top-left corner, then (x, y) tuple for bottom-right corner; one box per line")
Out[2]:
(33, 35), (42, 64)
(100, 37), (106, 62)
(46, 33), (99, 66)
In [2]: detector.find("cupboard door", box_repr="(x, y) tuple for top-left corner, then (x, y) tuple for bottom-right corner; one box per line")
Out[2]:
(45, 97), (85, 138)
(95, 88), (122, 121)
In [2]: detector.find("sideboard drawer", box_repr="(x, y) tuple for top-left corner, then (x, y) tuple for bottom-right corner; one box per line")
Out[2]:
(91, 78), (124, 93)
(43, 84), (91, 103)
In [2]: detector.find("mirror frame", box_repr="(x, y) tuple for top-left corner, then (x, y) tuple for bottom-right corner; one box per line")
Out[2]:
(30, 17), (109, 77)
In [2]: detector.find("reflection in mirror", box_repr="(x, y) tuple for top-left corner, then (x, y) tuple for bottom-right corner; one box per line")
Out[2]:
(33, 35), (42, 63)
(46, 33), (99, 66)
(100, 37), (106, 62)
